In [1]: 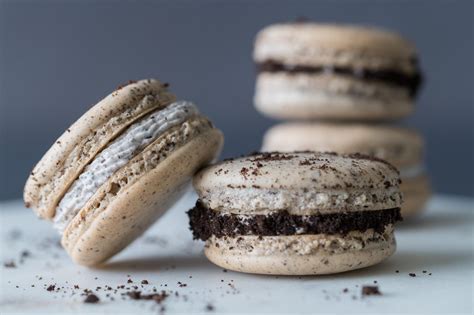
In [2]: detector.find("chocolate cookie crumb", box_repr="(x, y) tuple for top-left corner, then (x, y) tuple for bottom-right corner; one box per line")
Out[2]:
(343, 288), (348, 293)
(84, 294), (100, 303)
(46, 284), (56, 292)
(362, 286), (381, 296)
(409, 273), (416, 277)
(3, 261), (16, 268)
(141, 280), (149, 285)
(206, 303), (215, 311)
(126, 291), (168, 304)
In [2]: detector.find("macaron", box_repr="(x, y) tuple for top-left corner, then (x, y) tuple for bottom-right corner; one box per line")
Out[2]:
(188, 152), (402, 275)
(253, 22), (422, 120)
(262, 122), (431, 217)
(24, 79), (224, 266)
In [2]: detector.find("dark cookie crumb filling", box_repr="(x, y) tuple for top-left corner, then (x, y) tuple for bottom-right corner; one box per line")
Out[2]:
(258, 60), (422, 97)
(188, 201), (402, 241)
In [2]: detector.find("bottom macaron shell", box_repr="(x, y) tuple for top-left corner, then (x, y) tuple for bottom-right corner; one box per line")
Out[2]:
(254, 74), (413, 120)
(400, 175), (431, 218)
(204, 231), (396, 276)
(62, 128), (223, 266)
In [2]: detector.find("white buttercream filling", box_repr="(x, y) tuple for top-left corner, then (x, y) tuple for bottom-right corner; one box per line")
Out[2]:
(399, 164), (425, 179)
(53, 101), (198, 232)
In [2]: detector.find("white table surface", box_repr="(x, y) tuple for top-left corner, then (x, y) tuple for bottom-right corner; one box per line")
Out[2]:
(0, 193), (473, 315)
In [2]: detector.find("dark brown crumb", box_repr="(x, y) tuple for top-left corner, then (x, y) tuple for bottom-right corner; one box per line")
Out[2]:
(395, 270), (399, 273)
(362, 286), (381, 296)
(84, 294), (100, 303)
(206, 303), (215, 311)
(343, 288), (348, 293)
(127, 278), (133, 283)
(46, 284), (56, 292)
(422, 270), (427, 273)
(3, 261), (16, 268)
(141, 280), (149, 285)
(409, 273), (416, 277)
(126, 291), (168, 304)
(116, 80), (137, 91)
(177, 282), (187, 287)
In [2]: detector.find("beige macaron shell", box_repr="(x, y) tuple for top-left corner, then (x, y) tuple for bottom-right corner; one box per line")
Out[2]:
(204, 228), (396, 275)
(63, 125), (223, 266)
(262, 122), (423, 168)
(401, 175), (431, 217)
(24, 79), (175, 219)
(254, 23), (417, 72)
(194, 152), (402, 214)
(254, 72), (413, 120)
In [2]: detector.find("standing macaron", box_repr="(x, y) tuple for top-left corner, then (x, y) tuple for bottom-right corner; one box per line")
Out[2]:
(262, 122), (431, 217)
(188, 152), (402, 275)
(254, 22), (422, 120)
(24, 79), (223, 266)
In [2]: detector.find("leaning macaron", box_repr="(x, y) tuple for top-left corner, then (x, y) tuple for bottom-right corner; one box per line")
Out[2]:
(254, 22), (422, 120)
(188, 152), (402, 275)
(262, 122), (431, 217)
(24, 79), (223, 266)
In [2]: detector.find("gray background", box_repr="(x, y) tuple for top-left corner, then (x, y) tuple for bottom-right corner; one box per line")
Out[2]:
(0, 0), (473, 200)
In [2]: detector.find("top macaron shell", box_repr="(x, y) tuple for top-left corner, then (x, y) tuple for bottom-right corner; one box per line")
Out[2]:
(24, 79), (175, 219)
(193, 152), (402, 215)
(254, 23), (418, 73)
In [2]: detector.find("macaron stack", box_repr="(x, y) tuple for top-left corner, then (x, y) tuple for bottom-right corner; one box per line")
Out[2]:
(254, 22), (430, 217)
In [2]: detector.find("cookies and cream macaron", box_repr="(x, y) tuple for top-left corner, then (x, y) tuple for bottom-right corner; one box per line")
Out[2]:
(262, 123), (431, 217)
(24, 79), (223, 266)
(254, 22), (422, 120)
(188, 152), (402, 275)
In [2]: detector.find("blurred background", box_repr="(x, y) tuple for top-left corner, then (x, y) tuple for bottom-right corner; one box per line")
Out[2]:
(0, 0), (472, 200)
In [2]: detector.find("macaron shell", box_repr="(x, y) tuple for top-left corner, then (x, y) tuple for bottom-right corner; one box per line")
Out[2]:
(204, 233), (396, 275)
(254, 74), (412, 120)
(62, 127), (223, 266)
(254, 23), (417, 72)
(194, 152), (402, 214)
(400, 175), (431, 217)
(262, 122), (423, 168)
(24, 79), (175, 220)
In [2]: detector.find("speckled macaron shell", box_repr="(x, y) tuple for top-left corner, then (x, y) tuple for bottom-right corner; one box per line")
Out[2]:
(204, 228), (396, 275)
(262, 123), (423, 168)
(254, 23), (417, 72)
(254, 73), (413, 120)
(63, 125), (223, 266)
(193, 152), (402, 215)
(24, 79), (175, 220)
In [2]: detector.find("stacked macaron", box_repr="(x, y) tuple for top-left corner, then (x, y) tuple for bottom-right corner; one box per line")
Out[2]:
(254, 22), (431, 217)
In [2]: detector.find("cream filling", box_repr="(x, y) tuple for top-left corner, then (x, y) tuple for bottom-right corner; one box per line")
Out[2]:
(399, 164), (425, 179)
(53, 101), (198, 232)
